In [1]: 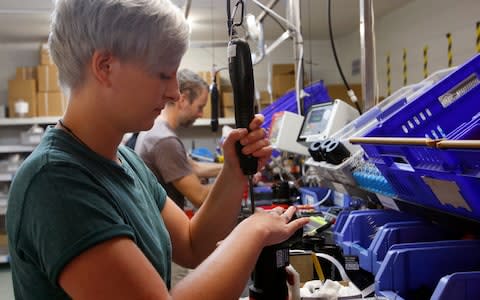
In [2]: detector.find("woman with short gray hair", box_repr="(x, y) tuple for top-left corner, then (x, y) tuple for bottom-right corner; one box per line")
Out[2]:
(6, 0), (309, 299)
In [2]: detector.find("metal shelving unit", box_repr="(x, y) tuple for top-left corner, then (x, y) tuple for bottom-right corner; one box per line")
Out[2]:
(0, 174), (12, 182)
(0, 145), (36, 154)
(0, 117), (236, 127)
(0, 116), (60, 126)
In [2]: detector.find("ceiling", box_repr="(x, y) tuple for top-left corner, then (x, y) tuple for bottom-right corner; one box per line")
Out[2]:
(0, 0), (413, 43)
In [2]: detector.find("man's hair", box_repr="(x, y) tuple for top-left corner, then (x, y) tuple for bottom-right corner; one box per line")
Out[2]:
(178, 69), (209, 103)
(48, 0), (190, 92)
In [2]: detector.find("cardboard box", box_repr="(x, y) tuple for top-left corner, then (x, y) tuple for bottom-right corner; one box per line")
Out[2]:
(16, 66), (37, 80)
(272, 64), (295, 99)
(8, 79), (37, 117)
(0, 234), (7, 248)
(223, 107), (235, 118)
(326, 83), (363, 109)
(197, 71), (222, 119)
(37, 92), (67, 116)
(259, 90), (271, 105)
(290, 253), (314, 283)
(37, 64), (60, 92)
(222, 92), (234, 107)
(40, 43), (54, 65)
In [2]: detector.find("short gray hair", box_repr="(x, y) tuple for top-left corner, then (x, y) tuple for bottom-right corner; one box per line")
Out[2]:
(48, 0), (190, 91)
(178, 69), (209, 103)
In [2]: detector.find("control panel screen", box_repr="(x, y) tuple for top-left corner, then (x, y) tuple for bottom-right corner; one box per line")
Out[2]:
(298, 103), (333, 141)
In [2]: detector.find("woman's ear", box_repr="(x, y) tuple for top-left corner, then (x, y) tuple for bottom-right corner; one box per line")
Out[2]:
(90, 50), (114, 87)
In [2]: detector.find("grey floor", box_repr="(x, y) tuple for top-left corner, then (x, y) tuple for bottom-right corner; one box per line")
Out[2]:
(0, 265), (14, 299)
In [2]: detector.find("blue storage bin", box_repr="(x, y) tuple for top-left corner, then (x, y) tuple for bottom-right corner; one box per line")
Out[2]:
(364, 53), (480, 140)
(334, 209), (418, 258)
(356, 54), (480, 221)
(299, 187), (332, 210)
(431, 271), (480, 300)
(369, 221), (451, 275)
(332, 210), (351, 242)
(376, 240), (480, 300)
(260, 80), (330, 131)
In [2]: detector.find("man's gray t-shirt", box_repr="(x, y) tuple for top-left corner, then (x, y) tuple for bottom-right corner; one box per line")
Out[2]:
(135, 119), (192, 209)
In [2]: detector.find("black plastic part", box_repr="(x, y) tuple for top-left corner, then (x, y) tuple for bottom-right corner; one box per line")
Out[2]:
(228, 38), (258, 175)
(309, 141), (326, 162)
(210, 81), (219, 132)
(249, 245), (289, 300)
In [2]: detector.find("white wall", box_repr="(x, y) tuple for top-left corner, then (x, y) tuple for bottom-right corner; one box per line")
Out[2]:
(180, 39), (333, 92)
(334, 0), (480, 98)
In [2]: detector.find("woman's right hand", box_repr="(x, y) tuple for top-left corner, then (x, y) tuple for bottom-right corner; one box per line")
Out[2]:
(241, 206), (310, 247)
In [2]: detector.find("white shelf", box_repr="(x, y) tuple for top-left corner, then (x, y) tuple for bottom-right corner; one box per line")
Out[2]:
(0, 254), (8, 264)
(0, 116), (60, 126)
(193, 118), (235, 126)
(0, 145), (36, 153)
(0, 174), (12, 182)
(0, 117), (235, 127)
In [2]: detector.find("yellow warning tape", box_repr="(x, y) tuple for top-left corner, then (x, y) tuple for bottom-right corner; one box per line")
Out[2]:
(423, 46), (429, 79)
(403, 48), (407, 86)
(476, 22), (480, 53)
(386, 52), (391, 96)
(446, 33), (453, 67)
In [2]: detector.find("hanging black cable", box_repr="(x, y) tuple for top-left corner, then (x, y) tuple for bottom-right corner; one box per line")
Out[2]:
(328, 0), (362, 114)
(226, 0), (232, 35)
(307, 0), (313, 83)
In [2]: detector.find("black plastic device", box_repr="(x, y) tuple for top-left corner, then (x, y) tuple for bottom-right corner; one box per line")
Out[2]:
(228, 38), (258, 175)
(210, 78), (219, 132)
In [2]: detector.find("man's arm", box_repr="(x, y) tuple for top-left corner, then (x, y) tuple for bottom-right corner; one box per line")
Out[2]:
(171, 173), (211, 208)
(188, 158), (222, 178)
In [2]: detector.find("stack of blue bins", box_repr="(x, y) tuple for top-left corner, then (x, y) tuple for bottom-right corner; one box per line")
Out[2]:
(260, 80), (330, 131)
(376, 240), (480, 299)
(333, 210), (420, 266)
(369, 221), (452, 275)
(355, 53), (480, 221)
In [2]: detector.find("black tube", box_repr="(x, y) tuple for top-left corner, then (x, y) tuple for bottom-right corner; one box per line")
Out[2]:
(328, 0), (350, 91)
(210, 78), (219, 132)
(227, 0), (232, 36)
(328, 0), (362, 115)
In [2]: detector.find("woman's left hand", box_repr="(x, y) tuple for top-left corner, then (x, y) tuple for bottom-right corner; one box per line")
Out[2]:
(222, 114), (272, 177)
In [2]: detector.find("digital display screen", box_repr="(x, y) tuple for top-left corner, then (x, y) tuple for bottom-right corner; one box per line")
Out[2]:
(298, 103), (333, 139)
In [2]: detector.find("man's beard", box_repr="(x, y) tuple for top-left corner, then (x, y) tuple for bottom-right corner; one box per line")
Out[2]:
(180, 118), (196, 128)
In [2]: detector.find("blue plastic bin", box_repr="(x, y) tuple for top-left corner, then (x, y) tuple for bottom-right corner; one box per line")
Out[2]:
(298, 187), (332, 211)
(369, 221), (451, 275)
(334, 209), (418, 258)
(356, 54), (480, 220)
(376, 240), (480, 300)
(431, 271), (480, 300)
(332, 210), (351, 242)
(260, 81), (330, 131)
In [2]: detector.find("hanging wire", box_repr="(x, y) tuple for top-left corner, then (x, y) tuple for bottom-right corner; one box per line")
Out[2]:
(308, 0), (313, 83)
(211, 0), (215, 67)
(327, 0), (362, 114)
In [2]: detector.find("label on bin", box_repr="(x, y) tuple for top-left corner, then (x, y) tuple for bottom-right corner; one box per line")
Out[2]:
(344, 255), (359, 271)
